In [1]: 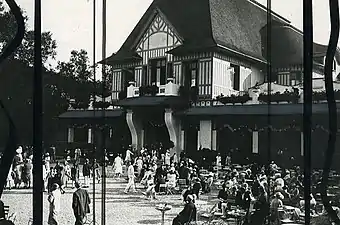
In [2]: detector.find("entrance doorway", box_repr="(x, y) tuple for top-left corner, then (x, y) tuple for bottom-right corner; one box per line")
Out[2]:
(142, 109), (170, 149)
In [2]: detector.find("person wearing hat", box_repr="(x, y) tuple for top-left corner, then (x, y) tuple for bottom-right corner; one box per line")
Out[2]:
(172, 195), (196, 225)
(72, 181), (90, 225)
(48, 183), (62, 225)
(269, 192), (283, 225)
(124, 161), (137, 194)
(44, 152), (51, 173)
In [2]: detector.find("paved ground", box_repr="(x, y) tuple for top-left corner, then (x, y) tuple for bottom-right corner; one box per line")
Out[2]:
(2, 175), (218, 225)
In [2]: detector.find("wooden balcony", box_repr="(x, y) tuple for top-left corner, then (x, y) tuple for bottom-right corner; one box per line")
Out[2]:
(126, 78), (180, 98)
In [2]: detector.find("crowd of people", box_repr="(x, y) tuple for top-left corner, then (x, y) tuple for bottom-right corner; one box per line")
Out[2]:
(1, 143), (339, 225)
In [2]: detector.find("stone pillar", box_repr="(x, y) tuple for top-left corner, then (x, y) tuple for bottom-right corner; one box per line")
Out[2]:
(301, 132), (304, 156)
(199, 120), (212, 149)
(141, 130), (145, 148)
(67, 127), (74, 143)
(252, 131), (259, 154)
(126, 109), (143, 150)
(164, 108), (182, 156)
(88, 128), (92, 144)
(212, 129), (217, 151)
(197, 131), (201, 150)
(180, 130), (185, 150)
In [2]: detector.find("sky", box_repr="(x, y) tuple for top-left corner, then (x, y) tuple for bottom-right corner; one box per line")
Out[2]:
(5, 0), (335, 78)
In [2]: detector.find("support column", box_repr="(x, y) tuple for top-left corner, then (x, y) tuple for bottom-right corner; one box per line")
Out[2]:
(164, 108), (182, 156)
(199, 120), (212, 149)
(212, 130), (217, 151)
(252, 131), (259, 154)
(88, 128), (92, 144)
(67, 127), (74, 143)
(126, 109), (143, 150)
(180, 130), (185, 150)
(141, 130), (144, 148)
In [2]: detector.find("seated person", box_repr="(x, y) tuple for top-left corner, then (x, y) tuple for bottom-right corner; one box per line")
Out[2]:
(166, 168), (177, 189)
(182, 186), (194, 203)
(299, 194), (316, 210)
(0, 200), (15, 225)
(215, 185), (229, 216)
(172, 195), (197, 225)
(192, 178), (202, 199)
(143, 174), (156, 200)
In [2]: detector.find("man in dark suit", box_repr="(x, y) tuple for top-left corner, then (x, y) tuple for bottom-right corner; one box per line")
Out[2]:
(72, 182), (90, 225)
(172, 195), (196, 225)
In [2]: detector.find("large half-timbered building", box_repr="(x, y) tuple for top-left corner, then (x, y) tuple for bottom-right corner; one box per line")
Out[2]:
(59, 0), (340, 168)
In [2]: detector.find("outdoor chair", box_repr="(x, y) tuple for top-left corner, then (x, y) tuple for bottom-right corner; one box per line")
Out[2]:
(159, 183), (167, 194)
(178, 179), (188, 190)
(4, 205), (16, 223)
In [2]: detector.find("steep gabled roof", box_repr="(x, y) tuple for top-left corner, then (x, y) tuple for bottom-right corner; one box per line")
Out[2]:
(102, 0), (337, 66)
(102, 0), (291, 64)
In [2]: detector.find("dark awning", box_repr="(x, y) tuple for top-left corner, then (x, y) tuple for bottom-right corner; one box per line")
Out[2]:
(59, 109), (123, 119)
(115, 96), (186, 107)
(178, 103), (340, 116)
(98, 52), (142, 65)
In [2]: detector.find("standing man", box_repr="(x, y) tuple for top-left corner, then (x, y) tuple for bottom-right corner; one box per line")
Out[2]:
(48, 183), (61, 225)
(50, 145), (56, 163)
(72, 182), (91, 225)
(82, 159), (91, 188)
(124, 161), (137, 194)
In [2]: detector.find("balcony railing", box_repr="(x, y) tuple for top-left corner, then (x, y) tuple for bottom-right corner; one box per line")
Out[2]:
(126, 78), (180, 98)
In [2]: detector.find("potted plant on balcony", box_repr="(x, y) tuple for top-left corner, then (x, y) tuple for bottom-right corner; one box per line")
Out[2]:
(190, 86), (199, 102)
(178, 86), (189, 99)
(312, 91), (326, 102)
(258, 91), (299, 103)
(118, 90), (127, 100)
(92, 101), (111, 109)
(71, 101), (89, 109)
(139, 84), (159, 96)
(167, 76), (175, 83)
(335, 90), (340, 100)
(216, 93), (251, 105)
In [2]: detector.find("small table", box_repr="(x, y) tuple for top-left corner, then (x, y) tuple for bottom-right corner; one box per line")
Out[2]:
(155, 204), (172, 225)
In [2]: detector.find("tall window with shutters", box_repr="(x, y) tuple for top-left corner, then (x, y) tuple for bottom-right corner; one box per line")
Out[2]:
(184, 61), (198, 88)
(122, 68), (135, 90)
(230, 64), (240, 91)
(149, 58), (166, 86)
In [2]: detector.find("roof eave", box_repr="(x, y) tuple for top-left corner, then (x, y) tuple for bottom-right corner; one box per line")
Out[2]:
(216, 44), (267, 64)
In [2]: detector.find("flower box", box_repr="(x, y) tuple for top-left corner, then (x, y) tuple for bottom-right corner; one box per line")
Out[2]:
(118, 90), (126, 100)
(217, 94), (251, 104)
(312, 90), (340, 102)
(139, 85), (159, 96)
(258, 92), (299, 103)
(71, 102), (89, 109)
(92, 101), (111, 109)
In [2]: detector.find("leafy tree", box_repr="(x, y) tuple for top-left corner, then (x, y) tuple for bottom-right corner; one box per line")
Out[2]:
(0, 1), (57, 67)
(57, 49), (93, 81)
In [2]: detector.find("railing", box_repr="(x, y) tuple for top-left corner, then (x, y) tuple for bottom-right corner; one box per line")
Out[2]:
(212, 85), (240, 99)
(126, 78), (180, 98)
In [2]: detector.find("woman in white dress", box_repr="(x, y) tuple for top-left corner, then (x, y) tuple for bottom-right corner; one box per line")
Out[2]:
(113, 154), (123, 178)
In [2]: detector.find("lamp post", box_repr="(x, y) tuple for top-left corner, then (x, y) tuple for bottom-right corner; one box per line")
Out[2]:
(101, 1), (107, 225)
(91, 1), (97, 225)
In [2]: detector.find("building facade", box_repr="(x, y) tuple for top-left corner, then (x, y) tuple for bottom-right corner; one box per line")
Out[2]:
(59, 0), (340, 168)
